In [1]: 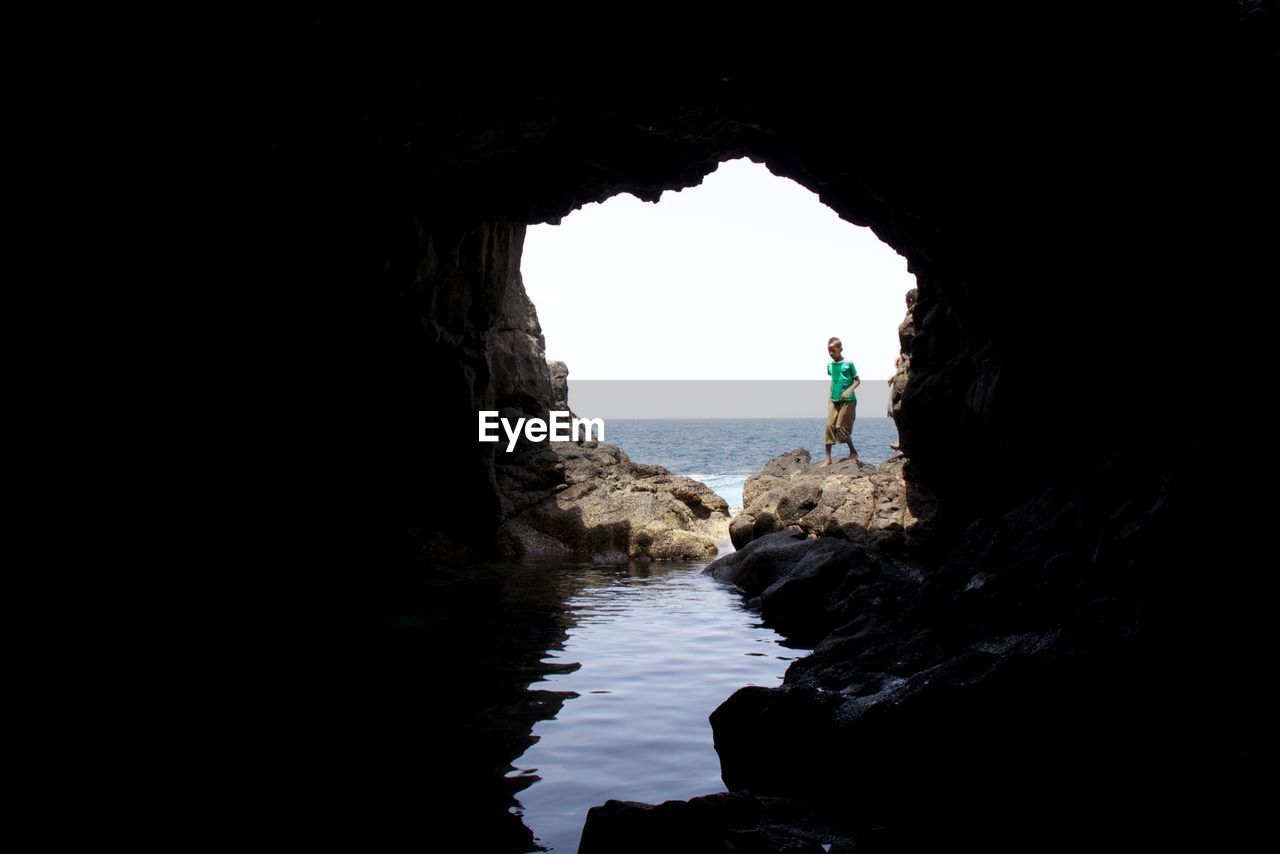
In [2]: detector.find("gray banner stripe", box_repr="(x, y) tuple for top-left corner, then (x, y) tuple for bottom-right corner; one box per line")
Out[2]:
(567, 380), (892, 419)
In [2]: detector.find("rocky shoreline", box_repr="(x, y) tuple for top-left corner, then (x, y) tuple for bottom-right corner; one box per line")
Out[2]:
(477, 215), (1254, 851)
(580, 435), (1249, 851)
(486, 281), (732, 562)
(495, 439), (731, 562)
(729, 448), (937, 557)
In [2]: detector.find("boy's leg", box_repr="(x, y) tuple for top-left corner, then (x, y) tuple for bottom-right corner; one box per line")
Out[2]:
(846, 401), (859, 461)
(821, 399), (837, 466)
(829, 399), (857, 461)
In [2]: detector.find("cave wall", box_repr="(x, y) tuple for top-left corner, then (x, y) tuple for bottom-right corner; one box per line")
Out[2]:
(490, 264), (556, 421)
(238, 4), (1277, 839)
(315, 10), (1273, 554)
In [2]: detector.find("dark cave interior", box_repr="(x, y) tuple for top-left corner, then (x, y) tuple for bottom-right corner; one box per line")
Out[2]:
(225, 7), (1277, 850)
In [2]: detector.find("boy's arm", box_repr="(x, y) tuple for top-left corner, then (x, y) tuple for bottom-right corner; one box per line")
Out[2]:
(840, 364), (860, 399)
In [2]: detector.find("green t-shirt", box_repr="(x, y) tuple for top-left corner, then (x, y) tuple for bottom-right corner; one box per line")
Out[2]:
(828, 359), (858, 402)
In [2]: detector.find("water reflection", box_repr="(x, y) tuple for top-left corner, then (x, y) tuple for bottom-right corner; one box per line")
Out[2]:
(504, 558), (807, 853)
(383, 553), (806, 853)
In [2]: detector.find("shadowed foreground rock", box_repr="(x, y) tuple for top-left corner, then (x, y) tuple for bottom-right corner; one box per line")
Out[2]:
(580, 793), (857, 853)
(580, 438), (1271, 850)
(707, 530), (924, 648)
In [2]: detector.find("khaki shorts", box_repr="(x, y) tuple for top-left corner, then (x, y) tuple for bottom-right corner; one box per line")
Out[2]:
(825, 398), (856, 444)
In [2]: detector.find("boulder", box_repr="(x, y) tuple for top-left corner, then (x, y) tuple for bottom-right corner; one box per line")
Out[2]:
(730, 448), (938, 554)
(705, 530), (924, 647)
(580, 792), (856, 853)
(496, 441), (730, 560)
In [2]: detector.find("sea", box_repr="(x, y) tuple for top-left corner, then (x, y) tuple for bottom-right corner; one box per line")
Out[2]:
(602, 416), (901, 510)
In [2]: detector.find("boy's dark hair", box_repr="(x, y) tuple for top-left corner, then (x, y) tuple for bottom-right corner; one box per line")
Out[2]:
(906, 288), (918, 306)
(828, 337), (842, 346)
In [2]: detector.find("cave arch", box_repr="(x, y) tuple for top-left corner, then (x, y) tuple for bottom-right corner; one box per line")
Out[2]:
(287, 64), (1268, 563)
(242, 10), (1276, 849)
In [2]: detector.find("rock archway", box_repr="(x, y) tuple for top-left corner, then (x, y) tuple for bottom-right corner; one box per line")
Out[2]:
(240, 7), (1276, 849)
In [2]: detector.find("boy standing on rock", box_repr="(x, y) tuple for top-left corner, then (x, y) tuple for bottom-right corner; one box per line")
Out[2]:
(822, 337), (860, 467)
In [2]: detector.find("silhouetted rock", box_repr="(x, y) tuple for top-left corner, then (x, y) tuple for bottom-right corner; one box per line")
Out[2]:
(580, 792), (857, 853)
(888, 288), (916, 427)
(617, 437), (1267, 850)
(706, 530), (924, 647)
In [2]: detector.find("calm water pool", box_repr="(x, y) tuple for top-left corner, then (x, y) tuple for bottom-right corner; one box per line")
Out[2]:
(496, 548), (808, 852)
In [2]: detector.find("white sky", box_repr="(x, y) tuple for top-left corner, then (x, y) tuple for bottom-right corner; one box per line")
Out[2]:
(521, 157), (917, 381)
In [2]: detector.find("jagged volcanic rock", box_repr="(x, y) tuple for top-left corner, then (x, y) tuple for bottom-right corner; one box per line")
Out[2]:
(730, 449), (938, 556)
(497, 440), (730, 560)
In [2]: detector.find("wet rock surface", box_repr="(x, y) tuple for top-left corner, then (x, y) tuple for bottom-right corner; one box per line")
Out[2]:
(581, 437), (1271, 850)
(580, 792), (857, 854)
(706, 530), (924, 649)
